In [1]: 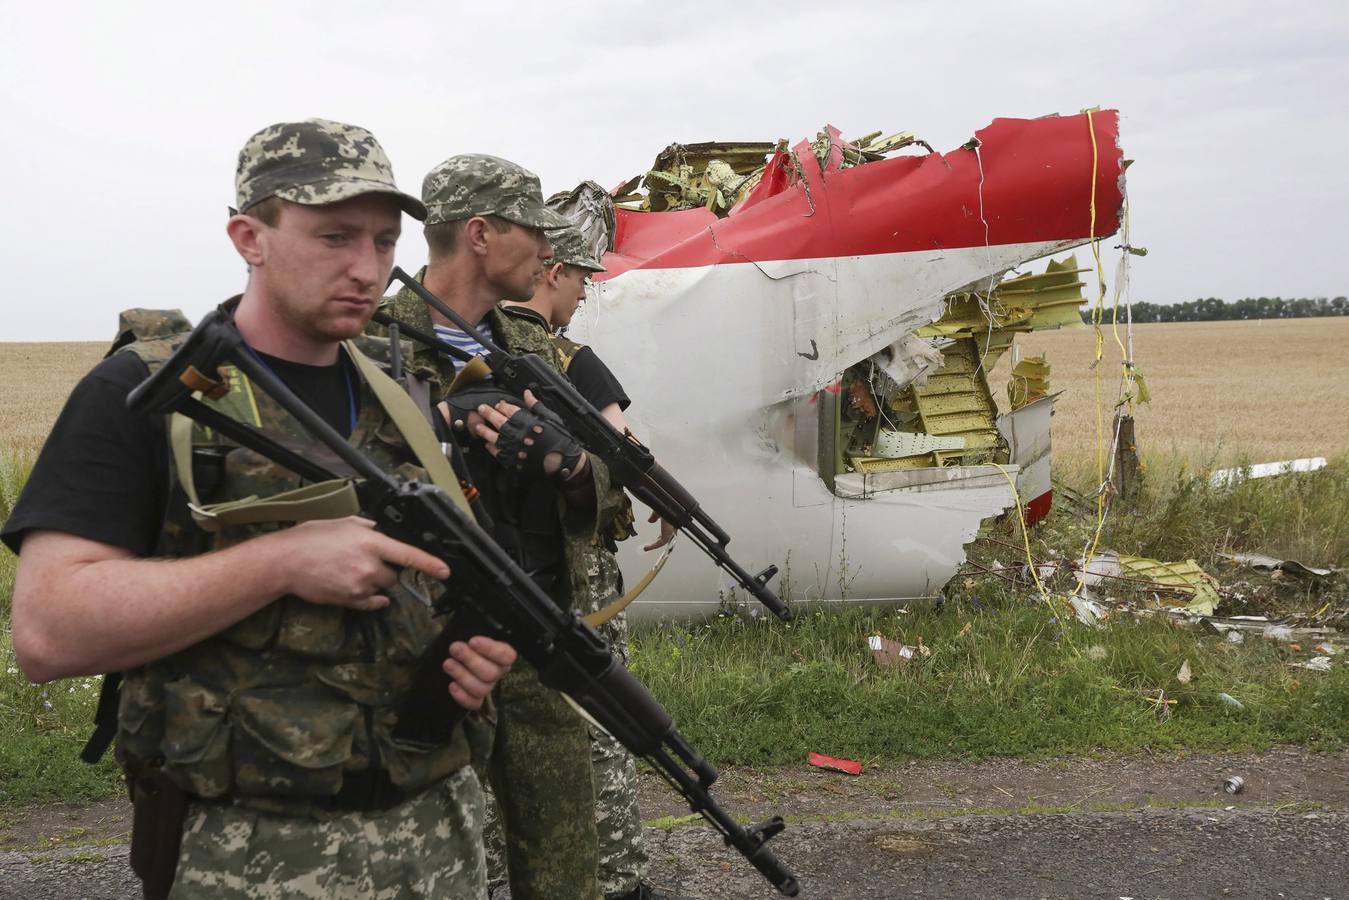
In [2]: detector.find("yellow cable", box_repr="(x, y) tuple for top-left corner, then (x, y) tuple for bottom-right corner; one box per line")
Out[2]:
(992, 463), (1059, 608)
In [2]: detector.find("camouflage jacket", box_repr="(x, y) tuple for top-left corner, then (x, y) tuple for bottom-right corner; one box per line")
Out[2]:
(374, 273), (628, 608)
(112, 305), (474, 810)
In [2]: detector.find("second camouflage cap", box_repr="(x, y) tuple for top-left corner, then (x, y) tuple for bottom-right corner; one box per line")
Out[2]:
(422, 154), (571, 229)
(236, 118), (427, 220)
(547, 225), (605, 272)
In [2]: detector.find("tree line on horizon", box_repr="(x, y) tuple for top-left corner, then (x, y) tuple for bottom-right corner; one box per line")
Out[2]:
(1077, 296), (1348, 323)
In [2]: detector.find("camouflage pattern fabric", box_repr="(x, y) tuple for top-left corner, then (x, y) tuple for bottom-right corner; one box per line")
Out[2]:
(421, 154), (571, 229)
(171, 767), (488, 899)
(115, 311), (474, 808)
(545, 225), (606, 273)
(235, 119), (426, 220)
(371, 276), (621, 900)
(481, 663), (601, 900)
(578, 547), (649, 898)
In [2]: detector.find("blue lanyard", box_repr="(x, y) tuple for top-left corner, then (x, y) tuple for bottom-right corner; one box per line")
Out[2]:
(239, 342), (359, 436)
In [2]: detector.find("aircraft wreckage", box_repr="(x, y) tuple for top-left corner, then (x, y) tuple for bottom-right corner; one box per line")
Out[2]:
(552, 110), (1127, 618)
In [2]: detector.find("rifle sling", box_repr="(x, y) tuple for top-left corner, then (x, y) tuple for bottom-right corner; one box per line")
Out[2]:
(173, 341), (474, 529)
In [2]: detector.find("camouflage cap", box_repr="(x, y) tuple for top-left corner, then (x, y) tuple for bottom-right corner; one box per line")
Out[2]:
(422, 154), (571, 229)
(546, 225), (606, 272)
(235, 118), (427, 221)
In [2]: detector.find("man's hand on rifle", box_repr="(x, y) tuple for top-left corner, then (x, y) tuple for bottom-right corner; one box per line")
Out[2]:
(443, 636), (516, 709)
(272, 516), (450, 611)
(454, 389), (592, 485)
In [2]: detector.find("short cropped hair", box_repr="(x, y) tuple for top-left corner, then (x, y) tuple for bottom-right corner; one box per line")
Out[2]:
(243, 196), (286, 227)
(425, 214), (513, 259)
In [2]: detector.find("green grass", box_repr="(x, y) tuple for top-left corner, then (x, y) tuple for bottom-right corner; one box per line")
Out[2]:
(1, 450), (1346, 808)
(630, 598), (1347, 766)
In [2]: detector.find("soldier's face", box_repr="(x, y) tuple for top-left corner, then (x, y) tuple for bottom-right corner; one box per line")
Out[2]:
(255, 196), (402, 341)
(483, 222), (552, 303)
(554, 265), (590, 329)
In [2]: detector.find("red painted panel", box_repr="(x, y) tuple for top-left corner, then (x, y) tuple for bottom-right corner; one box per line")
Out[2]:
(1025, 490), (1054, 526)
(597, 111), (1123, 282)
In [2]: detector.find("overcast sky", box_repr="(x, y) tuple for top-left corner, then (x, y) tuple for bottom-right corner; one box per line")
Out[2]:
(3, 1), (1346, 341)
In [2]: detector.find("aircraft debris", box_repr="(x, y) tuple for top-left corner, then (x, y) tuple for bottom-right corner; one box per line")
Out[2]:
(1224, 776), (1245, 795)
(559, 111), (1127, 617)
(1209, 457), (1328, 488)
(1081, 552), (1222, 616)
(1294, 656), (1333, 672)
(1218, 551), (1338, 581)
(1218, 692), (1245, 711)
(807, 752), (862, 776)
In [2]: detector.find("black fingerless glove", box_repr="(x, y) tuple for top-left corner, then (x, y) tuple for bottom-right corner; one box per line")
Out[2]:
(495, 401), (586, 481)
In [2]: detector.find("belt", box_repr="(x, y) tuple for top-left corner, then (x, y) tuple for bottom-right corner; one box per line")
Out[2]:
(323, 767), (410, 812)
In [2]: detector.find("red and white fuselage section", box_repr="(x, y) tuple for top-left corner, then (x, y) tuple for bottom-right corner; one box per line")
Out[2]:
(571, 112), (1125, 618)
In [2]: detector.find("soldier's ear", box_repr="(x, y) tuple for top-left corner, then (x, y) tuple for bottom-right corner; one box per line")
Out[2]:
(227, 213), (267, 268)
(463, 216), (493, 257)
(544, 262), (564, 286)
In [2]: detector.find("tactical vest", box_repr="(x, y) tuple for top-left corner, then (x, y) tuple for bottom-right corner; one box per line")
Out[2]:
(110, 307), (473, 809)
(376, 273), (630, 608)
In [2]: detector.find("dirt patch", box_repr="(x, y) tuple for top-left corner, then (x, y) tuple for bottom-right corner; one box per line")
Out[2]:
(636, 745), (1349, 823)
(3, 746), (1343, 853)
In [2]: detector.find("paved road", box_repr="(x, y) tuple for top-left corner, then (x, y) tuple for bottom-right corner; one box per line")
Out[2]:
(3, 749), (1346, 899)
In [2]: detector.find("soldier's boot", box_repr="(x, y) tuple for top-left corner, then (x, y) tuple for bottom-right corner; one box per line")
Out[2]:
(606, 882), (697, 900)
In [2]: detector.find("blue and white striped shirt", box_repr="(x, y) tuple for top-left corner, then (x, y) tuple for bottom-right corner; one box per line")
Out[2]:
(433, 322), (494, 377)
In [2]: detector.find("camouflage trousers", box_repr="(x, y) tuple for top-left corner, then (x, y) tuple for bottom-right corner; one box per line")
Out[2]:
(170, 766), (487, 899)
(482, 660), (602, 900)
(485, 547), (650, 899)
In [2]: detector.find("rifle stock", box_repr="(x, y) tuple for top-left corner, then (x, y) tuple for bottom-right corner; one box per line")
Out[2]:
(127, 310), (800, 897)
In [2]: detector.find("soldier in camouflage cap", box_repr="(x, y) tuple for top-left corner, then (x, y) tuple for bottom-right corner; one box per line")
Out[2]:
(372, 156), (631, 900)
(4, 119), (517, 899)
(500, 225), (603, 333)
(500, 222), (685, 900)
(236, 118), (427, 219)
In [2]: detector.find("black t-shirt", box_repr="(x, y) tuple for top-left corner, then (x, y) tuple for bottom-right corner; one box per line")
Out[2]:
(2, 350), (358, 557)
(567, 346), (630, 413)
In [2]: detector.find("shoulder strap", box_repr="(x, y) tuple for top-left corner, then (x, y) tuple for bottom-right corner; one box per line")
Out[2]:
(345, 340), (473, 518)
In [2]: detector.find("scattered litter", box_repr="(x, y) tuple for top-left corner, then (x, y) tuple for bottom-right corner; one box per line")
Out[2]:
(1199, 616), (1335, 641)
(808, 752), (862, 776)
(1223, 776), (1245, 795)
(868, 634), (909, 668)
(1219, 551), (1339, 580)
(1209, 457), (1327, 487)
(1069, 596), (1108, 628)
(1315, 642), (1337, 655)
(1294, 656), (1333, 672)
(1218, 693), (1245, 711)
(1177, 660), (1192, 685)
(1226, 631), (1245, 645)
(867, 634), (928, 667)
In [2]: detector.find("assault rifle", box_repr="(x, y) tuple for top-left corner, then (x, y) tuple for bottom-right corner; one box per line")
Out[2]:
(377, 266), (793, 622)
(125, 310), (800, 897)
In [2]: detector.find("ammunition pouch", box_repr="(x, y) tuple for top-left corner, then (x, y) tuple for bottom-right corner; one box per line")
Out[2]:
(120, 748), (188, 900)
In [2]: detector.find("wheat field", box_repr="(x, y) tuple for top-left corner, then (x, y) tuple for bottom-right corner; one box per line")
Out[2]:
(988, 317), (1349, 472)
(1, 318), (1347, 469)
